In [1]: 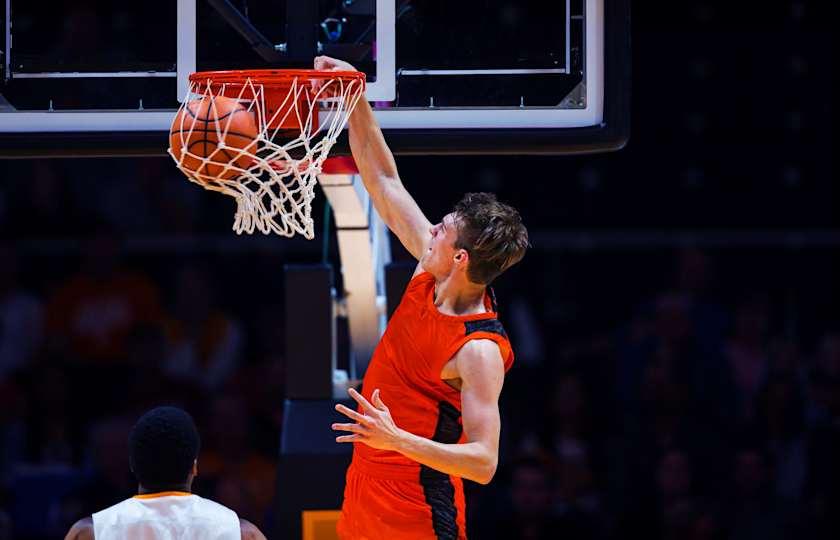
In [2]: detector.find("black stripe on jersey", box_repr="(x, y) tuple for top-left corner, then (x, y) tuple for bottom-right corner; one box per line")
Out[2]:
(420, 401), (462, 540)
(464, 318), (507, 338)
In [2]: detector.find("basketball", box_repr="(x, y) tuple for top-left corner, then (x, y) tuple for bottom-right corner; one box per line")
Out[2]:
(169, 96), (258, 181)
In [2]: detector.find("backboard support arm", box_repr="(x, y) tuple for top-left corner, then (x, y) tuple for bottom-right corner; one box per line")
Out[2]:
(205, 0), (284, 63)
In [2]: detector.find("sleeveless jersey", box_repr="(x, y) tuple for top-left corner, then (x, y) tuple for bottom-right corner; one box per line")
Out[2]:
(92, 492), (240, 540)
(339, 272), (514, 540)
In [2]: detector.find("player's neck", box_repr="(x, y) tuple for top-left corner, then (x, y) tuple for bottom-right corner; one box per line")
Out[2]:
(433, 275), (487, 316)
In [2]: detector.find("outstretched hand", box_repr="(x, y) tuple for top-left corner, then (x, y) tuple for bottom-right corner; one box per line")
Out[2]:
(333, 388), (404, 451)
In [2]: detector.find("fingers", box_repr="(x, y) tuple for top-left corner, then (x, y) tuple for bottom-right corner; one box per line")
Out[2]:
(331, 422), (369, 435)
(372, 389), (389, 412)
(313, 55), (356, 72)
(335, 434), (364, 443)
(335, 404), (371, 424)
(348, 387), (377, 414)
(314, 55), (338, 70)
(313, 56), (328, 70)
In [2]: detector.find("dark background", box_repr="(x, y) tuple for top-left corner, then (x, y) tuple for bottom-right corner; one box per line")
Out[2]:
(0, 1), (836, 539)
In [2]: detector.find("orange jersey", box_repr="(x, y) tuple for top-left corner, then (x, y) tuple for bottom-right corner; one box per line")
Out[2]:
(338, 272), (514, 540)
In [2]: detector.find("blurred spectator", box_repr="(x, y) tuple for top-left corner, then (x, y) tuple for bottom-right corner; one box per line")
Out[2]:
(121, 323), (202, 413)
(0, 243), (43, 379)
(94, 159), (202, 235)
(621, 449), (697, 540)
(59, 416), (135, 528)
(804, 332), (840, 537)
(639, 352), (692, 452)
(767, 338), (804, 376)
(23, 364), (75, 465)
(674, 248), (727, 351)
(212, 473), (252, 522)
(725, 294), (772, 423)
(0, 380), (27, 486)
(517, 371), (593, 462)
(226, 304), (287, 457)
(554, 441), (600, 539)
(507, 295), (545, 368)
(656, 450), (695, 540)
(137, 159), (203, 235)
(814, 331), (840, 378)
(477, 457), (563, 540)
(198, 394), (275, 527)
(4, 162), (73, 237)
(688, 503), (725, 540)
(163, 265), (244, 391)
(87, 416), (135, 499)
(725, 447), (784, 540)
(45, 231), (162, 364)
(546, 373), (592, 453)
(755, 372), (807, 502)
(0, 509), (10, 540)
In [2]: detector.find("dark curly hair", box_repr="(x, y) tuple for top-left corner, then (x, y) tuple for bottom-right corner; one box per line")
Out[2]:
(453, 193), (529, 285)
(128, 406), (200, 491)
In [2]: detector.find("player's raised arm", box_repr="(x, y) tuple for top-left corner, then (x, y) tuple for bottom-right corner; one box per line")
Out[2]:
(314, 56), (432, 260)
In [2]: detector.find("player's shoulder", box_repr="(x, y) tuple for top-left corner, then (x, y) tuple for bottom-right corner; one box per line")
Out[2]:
(64, 516), (94, 540)
(240, 518), (268, 540)
(454, 338), (505, 369)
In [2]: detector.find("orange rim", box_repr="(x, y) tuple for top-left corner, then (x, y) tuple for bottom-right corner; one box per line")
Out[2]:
(189, 69), (365, 88)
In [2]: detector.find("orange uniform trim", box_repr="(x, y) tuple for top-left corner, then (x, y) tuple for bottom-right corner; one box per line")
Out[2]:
(133, 491), (192, 499)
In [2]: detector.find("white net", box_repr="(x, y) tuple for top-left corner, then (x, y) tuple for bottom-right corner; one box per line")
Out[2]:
(168, 71), (365, 239)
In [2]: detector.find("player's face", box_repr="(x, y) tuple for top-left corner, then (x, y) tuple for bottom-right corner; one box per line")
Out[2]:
(421, 213), (462, 276)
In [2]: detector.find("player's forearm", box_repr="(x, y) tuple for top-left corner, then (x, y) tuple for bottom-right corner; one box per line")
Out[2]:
(348, 99), (400, 194)
(394, 429), (498, 485)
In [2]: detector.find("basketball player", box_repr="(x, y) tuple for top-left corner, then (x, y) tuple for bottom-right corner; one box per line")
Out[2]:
(315, 56), (530, 540)
(63, 406), (266, 540)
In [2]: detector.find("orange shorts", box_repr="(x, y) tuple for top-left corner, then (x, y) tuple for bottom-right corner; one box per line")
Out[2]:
(337, 460), (467, 540)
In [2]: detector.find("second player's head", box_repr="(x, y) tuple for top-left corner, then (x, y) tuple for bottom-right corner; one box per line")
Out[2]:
(422, 192), (529, 285)
(128, 406), (201, 492)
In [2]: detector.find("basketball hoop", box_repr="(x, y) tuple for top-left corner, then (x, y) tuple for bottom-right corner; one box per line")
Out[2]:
(167, 69), (366, 239)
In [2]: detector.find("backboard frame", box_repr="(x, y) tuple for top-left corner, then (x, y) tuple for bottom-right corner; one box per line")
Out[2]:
(0, 0), (629, 157)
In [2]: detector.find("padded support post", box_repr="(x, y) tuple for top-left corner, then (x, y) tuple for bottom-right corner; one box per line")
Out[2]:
(318, 171), (390, 380)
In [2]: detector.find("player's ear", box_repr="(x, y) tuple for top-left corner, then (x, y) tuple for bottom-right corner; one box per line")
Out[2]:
(454, 249), (469, 268)
(192, 459), (198, 477)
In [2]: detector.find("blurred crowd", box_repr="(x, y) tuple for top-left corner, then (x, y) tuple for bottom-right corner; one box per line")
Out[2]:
(0, 157), (837, 540)
(472, 248), (839, 540)
(0, 159), (289, 539)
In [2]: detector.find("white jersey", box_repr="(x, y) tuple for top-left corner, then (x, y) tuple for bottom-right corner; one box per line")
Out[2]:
(92, 492), (241, 540)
